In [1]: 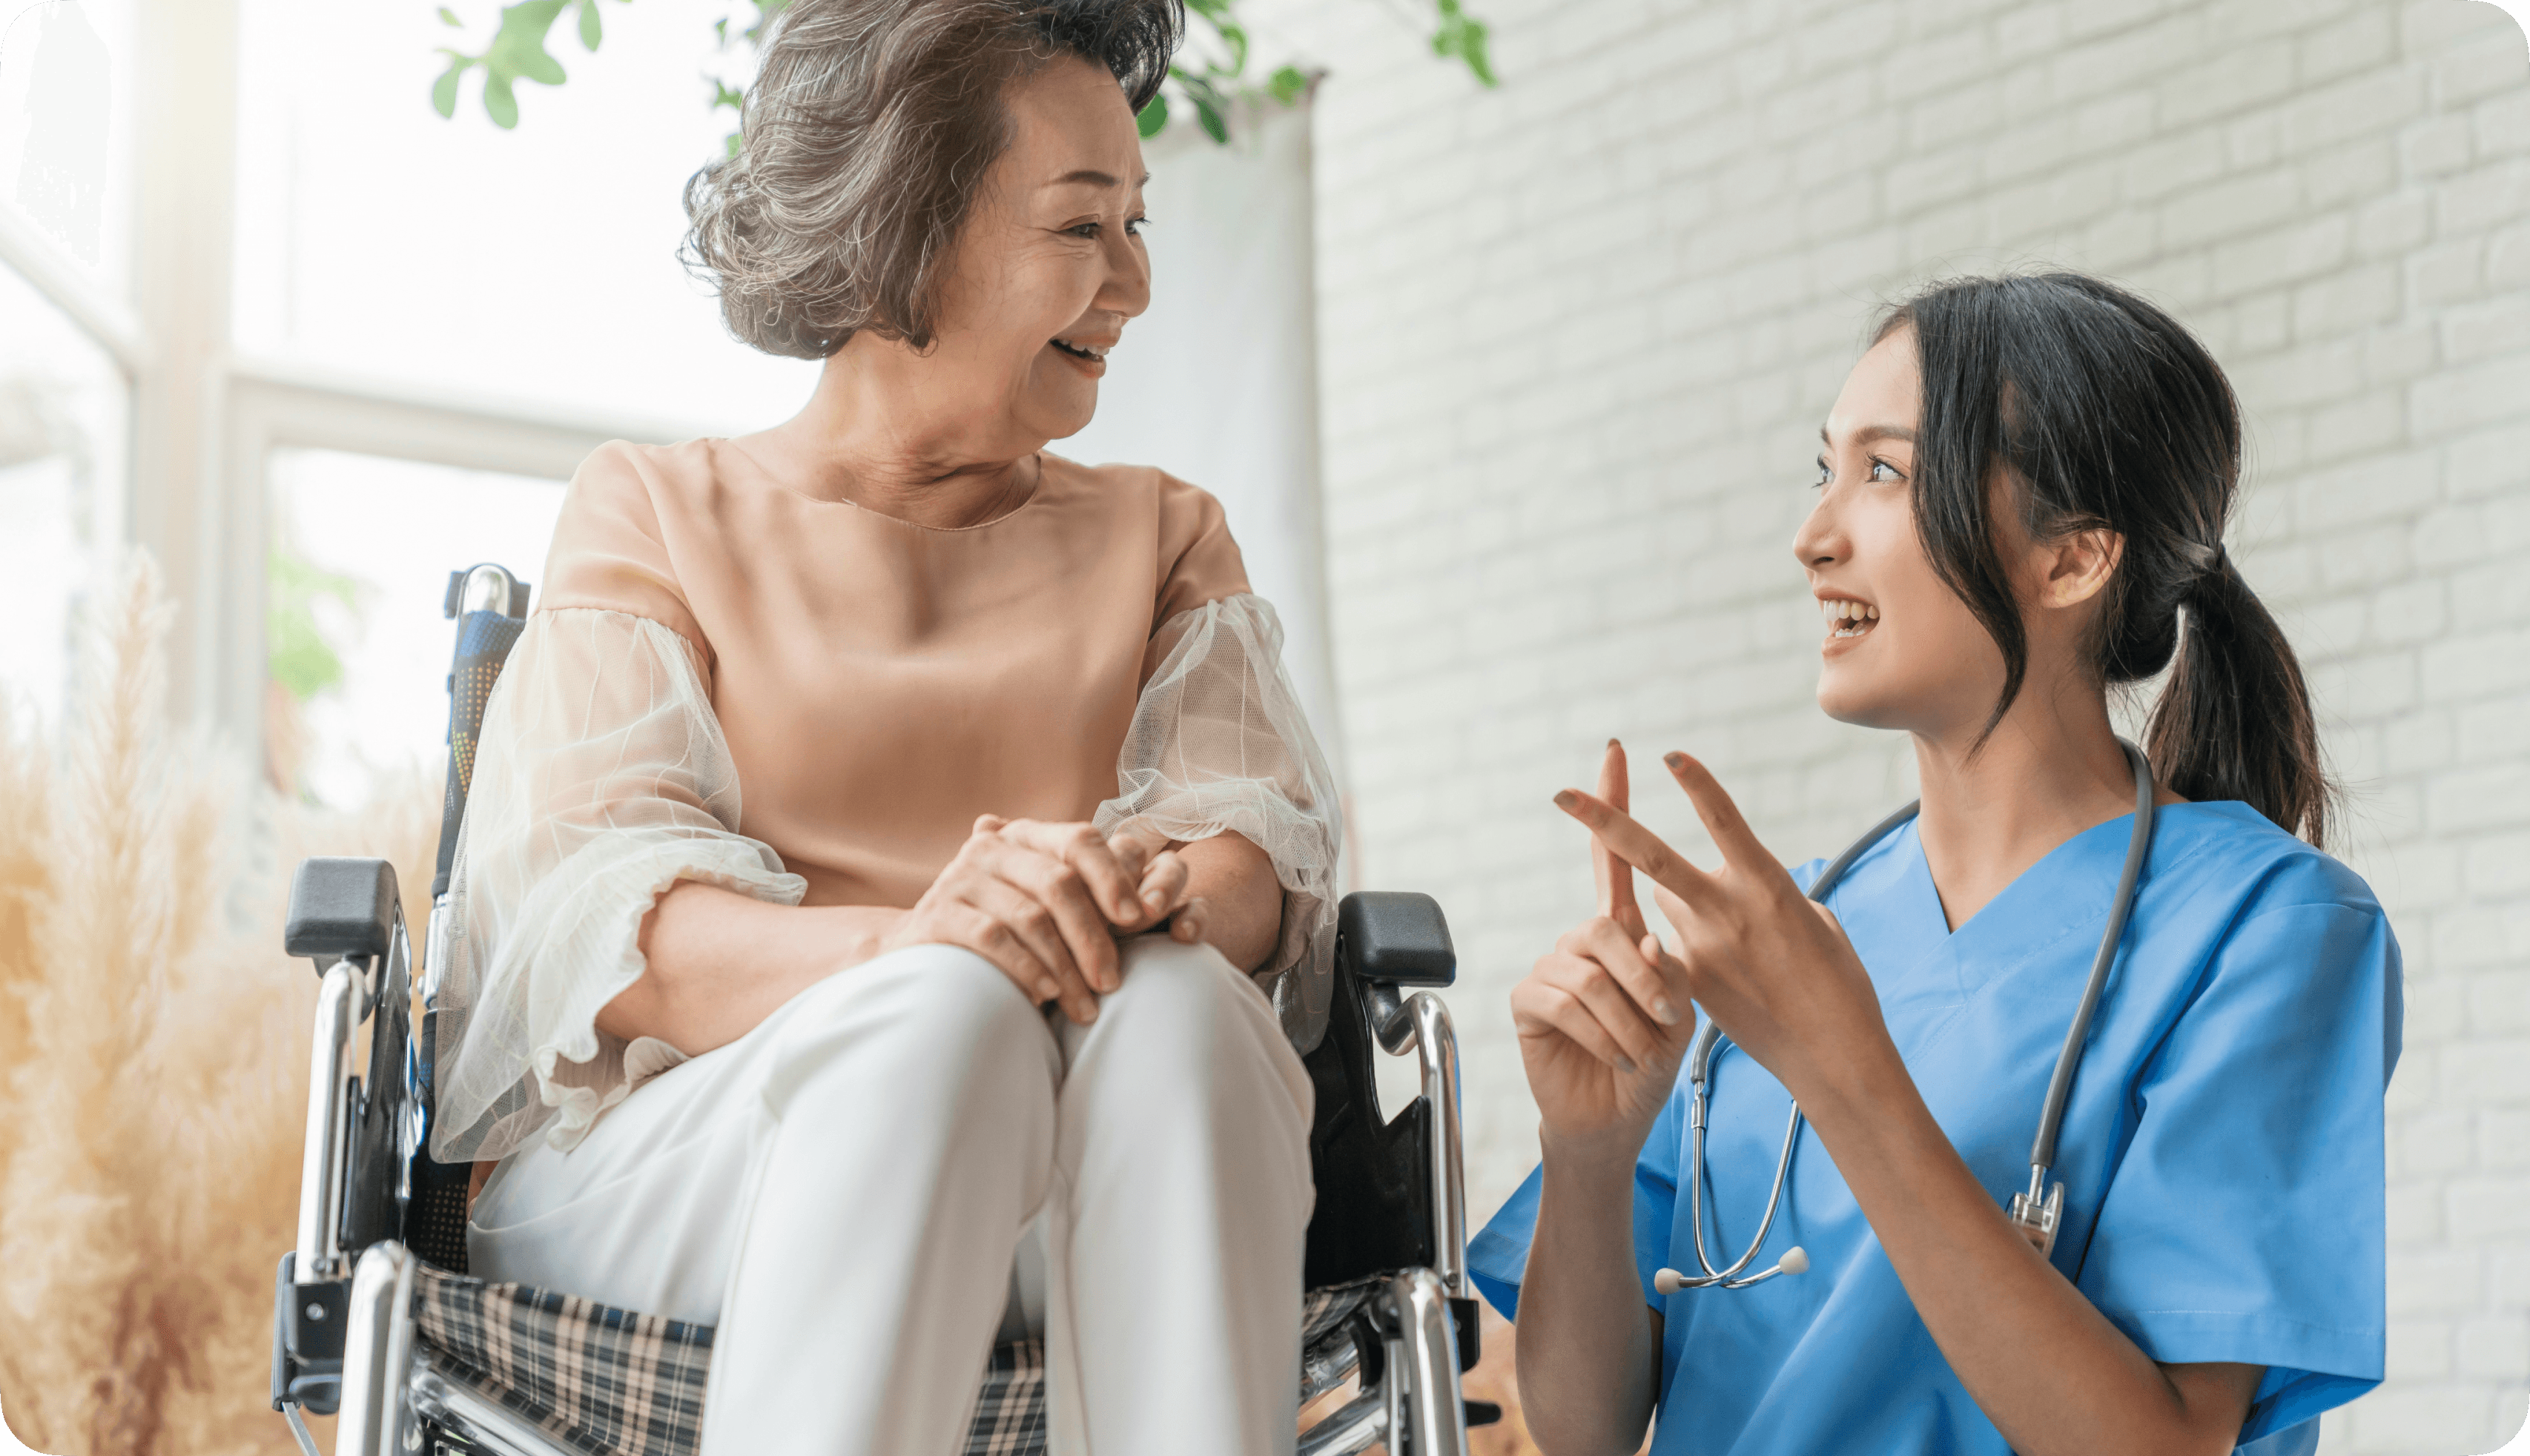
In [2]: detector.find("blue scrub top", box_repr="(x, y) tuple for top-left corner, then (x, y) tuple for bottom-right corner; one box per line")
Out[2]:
(1470, 801), (2402, 1456)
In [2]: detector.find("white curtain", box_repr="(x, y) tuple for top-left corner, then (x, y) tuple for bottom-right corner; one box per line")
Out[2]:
(1061, 102), (1342, 782)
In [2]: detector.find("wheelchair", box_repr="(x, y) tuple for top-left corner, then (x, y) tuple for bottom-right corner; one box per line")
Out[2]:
(270, 562), (1496, 1456)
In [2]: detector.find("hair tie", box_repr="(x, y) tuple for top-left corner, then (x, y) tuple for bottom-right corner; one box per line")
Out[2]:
(2176, 538), (2226, 578)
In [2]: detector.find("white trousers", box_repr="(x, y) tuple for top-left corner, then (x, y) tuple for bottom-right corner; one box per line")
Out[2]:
(468, 936), (1315, 1456)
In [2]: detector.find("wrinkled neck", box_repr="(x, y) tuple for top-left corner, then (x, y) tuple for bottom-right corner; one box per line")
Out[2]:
(757, 343), (1047, 529)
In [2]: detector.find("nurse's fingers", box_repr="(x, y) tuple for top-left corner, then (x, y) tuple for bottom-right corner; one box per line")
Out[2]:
(997, 818), (1147, 928)
(1650, 882), (1733, 972)
(1510, 972), (1631, 1072)
(1565, 914), (1682, 1028)
(1553, 788), (1722, 908)
(1659, 752), (1797, 894)
(1536, 948), (1663, 1069)
(1594, 741), (1645, 936)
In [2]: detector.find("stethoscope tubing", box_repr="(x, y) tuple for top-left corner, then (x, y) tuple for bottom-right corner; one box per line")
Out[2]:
(1667, 739), (2158, 1292)
(2027, 741), (2156, 1181)
(1677, 1091), (1803, 1288)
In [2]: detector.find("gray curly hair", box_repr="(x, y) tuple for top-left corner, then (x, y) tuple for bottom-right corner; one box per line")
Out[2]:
(683, 0), (1180, 360)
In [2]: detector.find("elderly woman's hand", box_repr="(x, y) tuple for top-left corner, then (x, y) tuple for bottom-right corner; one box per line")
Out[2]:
(882, 815), (1200, 1024)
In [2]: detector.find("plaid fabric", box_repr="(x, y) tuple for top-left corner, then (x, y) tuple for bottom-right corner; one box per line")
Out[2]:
(411, 1264), (1388, 1456)
(413, 1264), (713, 1456)
(965, 1338), (1048, 1456)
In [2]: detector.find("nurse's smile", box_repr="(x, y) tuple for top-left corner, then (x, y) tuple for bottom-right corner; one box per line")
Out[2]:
(1817, 594), (1879, 647)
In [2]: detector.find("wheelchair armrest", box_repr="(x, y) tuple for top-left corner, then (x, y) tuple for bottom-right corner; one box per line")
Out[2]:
(1337, 891), (1455, 988)
(285, 858), (401, 964)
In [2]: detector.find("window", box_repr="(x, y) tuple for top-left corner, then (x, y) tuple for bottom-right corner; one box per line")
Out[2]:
(0, 0), (137, 728)
(0, 263), (122, 725)
(266, 449), (564, 805)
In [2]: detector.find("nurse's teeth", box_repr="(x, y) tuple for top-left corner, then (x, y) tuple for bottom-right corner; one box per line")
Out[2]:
(1819, 599), (1878, 637)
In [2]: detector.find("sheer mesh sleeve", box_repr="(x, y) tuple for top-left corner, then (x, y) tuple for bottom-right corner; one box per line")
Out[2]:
(432, 608), (806, 1162)
(1094, 593), (1344, 1051)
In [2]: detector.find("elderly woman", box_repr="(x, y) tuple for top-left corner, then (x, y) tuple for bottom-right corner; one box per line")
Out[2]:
(429, 2), (1340, 1453)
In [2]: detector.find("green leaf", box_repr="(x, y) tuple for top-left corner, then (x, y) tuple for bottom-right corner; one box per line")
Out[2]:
(417, 0), (1484, 150)
(485, 0), (570, 85)
(724, 128), (744, 159)
(483, 71), (520, 127)
(1431, 0), (1498, 87)
(430, 57), (466, 117)
(267, 542), (365, 704)
(1165, 68), (1234, 144)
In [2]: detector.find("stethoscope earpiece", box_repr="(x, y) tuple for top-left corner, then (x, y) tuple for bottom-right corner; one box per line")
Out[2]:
(1655, 1244), (1808, 1294)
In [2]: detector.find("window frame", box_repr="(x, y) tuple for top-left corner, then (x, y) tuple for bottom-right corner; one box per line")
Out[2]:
(3, 0), (673, 755)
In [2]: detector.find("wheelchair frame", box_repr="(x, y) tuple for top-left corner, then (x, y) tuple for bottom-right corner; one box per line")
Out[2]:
(271, 563), (1492, 1456)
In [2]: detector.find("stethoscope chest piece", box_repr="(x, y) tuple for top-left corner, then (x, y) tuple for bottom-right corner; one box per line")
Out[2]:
(2009, 1177), (2066, 1257)
(1653, 740), (2158, 1296)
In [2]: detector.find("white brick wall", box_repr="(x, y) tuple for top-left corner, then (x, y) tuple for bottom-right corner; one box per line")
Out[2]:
(1238, 0), (2530, 1447)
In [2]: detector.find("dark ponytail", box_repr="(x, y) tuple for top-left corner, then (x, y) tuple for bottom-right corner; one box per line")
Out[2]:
(1878, 272), (2334, 846)
(2153, 551), (2329, 844)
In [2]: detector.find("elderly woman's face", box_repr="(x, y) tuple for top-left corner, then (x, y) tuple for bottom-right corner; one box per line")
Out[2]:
(925, 56), (1152, 444)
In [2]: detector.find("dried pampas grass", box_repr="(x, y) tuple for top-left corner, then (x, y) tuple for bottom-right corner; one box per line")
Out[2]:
(0, 555), (439, 1456)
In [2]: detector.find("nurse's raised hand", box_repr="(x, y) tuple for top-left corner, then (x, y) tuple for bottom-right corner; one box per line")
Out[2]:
(1555, 750), (1893, 1106)
(1513, 741), (1698, 1162)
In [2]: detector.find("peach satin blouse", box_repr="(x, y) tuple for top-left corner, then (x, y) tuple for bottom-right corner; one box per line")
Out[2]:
(540, 440), (1251, 909)
(432, 441), (1343, 1162)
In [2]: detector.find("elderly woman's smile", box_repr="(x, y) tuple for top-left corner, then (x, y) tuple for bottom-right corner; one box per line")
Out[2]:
(1049, 334), (1112, 367)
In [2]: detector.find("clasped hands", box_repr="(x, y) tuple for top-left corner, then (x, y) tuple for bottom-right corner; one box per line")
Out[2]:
(1513, 741), (1892, 1162)
(882, 815), (1207, 1025)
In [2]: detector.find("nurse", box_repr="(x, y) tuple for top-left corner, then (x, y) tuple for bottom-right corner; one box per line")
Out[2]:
(1470, 272), (2402, 1456)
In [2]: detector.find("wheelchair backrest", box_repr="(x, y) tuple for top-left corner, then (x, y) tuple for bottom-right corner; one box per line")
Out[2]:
(432, 565), (534, 899)
(410, 563), (534, 1273)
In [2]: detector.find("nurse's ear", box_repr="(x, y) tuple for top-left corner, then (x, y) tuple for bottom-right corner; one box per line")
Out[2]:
(2027, 525), (2124, 614)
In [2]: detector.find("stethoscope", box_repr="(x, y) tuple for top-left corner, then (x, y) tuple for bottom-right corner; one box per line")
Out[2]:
(1654, 740), (2158, 1294)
